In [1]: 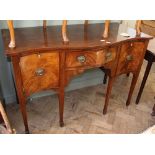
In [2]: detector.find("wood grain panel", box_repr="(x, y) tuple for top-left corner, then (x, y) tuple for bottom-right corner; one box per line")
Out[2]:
(66, 49), (116, 69)
(19, 52), (59, 96)
(65, 47), (118, 85)
(116, 41), (146, 75)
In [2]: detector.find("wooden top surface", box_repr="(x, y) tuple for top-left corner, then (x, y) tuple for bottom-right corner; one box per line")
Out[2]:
(1, 23), (153, 56)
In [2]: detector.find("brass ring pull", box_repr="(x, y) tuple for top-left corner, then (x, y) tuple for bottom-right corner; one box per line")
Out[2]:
(126, 55), (133, 61)
(77, 55), (86, 63)
(35, 68), (45, 76)
(106, 52), (112, 59)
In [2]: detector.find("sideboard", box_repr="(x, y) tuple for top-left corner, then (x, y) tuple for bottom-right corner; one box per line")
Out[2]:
(1, 22), (152, 133)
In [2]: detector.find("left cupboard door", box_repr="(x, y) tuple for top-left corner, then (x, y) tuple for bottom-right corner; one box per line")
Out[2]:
(19, 52), (59, 97)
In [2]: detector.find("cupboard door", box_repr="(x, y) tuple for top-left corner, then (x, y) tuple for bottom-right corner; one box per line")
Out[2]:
(20, 52), (59, 96)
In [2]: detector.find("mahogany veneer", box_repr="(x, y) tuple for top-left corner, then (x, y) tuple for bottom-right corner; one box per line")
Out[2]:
(2, 23), (152, 133)
(20, 52), (59, 97)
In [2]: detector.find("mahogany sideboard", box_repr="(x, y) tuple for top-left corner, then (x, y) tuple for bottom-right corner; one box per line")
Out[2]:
(1, 23), (152, 133)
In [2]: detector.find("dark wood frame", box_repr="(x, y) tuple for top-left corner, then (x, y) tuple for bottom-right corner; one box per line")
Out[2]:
(135, 50), (155, 116)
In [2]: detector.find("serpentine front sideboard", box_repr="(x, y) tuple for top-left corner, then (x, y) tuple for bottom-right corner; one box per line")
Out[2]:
(1, 23), (152, 133)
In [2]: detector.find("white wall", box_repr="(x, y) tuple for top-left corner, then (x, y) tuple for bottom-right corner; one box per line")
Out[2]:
(122, 20), (136, 28)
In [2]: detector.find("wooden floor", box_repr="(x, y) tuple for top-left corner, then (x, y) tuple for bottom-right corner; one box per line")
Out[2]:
(6, 61), (155, 134)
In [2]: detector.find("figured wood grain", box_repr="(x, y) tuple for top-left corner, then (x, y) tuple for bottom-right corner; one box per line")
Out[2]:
(19, 52), (59, 97)
(2, 23), (152, 133)
(116, 41), (146, 75)
(66, 49), (117, 68)
(65, 46), (118, 86)
(103, 40), (149, 113)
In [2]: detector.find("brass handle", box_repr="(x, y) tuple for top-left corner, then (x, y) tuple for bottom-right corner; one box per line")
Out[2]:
(35, 68), (45, 76)
(105, 52), (112, 59)
(126, 55), (133, 61)
(77, 55), (86, 63)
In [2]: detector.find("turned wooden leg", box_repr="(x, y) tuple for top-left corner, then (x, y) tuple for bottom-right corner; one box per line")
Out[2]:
(136, 61), (153, 104)
(103, 76), (115, 114)
(126, 73), (139, 106)
(151, 104), (155, 116)
(58, 89), (65, 127)
(7, 20), (15, 48)
(136, 20), (142, 36)
(62, 20), (69, 43)
(103, 20), (110, 38)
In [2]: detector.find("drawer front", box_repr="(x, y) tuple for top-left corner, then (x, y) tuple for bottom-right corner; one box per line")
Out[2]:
(20, 52), (59, 96)
(66, 49), (117, 68)
(116, 41), (146, 75)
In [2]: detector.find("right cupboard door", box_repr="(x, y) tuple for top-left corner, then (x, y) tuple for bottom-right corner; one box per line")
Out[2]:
(116, 41), (146, 75)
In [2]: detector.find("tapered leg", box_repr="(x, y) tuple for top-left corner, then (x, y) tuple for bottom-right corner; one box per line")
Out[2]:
(20, 101), (29, 133)
(136, 61), (153, 104)
(58, 89), (65, 127)
(58, 52), (65, 127)
(103, 76), (115, 114)
(11, 56), (29, 133)
(126, 73), (139, 106)
(151, 104), (155, 116)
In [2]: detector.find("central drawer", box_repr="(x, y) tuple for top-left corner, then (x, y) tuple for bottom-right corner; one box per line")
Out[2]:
(65, 49), (117, 69)
(19, 52), (59, 96)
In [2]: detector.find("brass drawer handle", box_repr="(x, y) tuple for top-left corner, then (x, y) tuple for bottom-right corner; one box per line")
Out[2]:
(35, 68), (45, 76)
(77, 55), (86, 63)
(106, 52), (112, 59)
(126, 55), (133, 61)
